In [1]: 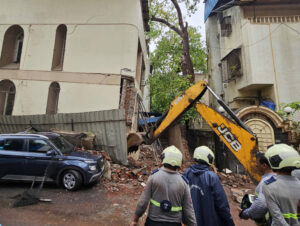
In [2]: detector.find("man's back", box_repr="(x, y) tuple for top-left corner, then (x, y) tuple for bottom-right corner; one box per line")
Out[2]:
(292, 169), (300, 180)
(263, 175), (300, 226)
(135, 167), (196, 225)
(184, 164), (235, 226)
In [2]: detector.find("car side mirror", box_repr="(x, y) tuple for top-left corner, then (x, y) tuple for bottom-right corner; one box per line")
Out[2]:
(46, 150), (56, 156)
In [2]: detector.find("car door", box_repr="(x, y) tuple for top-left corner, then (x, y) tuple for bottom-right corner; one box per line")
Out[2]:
(23, 138), (59, 182)
(0, 138), (27, 180)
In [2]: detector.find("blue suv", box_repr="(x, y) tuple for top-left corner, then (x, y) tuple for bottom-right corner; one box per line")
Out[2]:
(0, 133), (105, 191)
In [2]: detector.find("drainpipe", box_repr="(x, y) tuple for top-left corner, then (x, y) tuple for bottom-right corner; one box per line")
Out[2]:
(268, 24), (280, 110)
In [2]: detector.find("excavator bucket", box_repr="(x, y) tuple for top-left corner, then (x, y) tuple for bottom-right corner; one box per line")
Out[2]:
(196, 102), (261, 182)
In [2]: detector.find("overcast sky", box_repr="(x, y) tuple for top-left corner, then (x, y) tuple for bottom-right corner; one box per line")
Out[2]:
(183, 2), (206, 41)
(150, 2), (206, 52)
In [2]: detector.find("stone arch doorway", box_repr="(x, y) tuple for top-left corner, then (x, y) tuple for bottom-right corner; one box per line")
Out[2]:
(245, 118), (275, 152)
(237, 106), (288, 148)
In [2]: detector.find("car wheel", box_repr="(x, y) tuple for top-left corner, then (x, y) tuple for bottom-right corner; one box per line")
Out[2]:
(61, 170), (82, 191)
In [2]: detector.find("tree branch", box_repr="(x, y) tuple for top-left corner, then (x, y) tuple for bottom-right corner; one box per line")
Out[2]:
(170, 0), (185, 30)
(151, 15), (182, 36)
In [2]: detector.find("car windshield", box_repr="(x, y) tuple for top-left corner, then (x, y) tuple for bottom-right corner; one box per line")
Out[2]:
(50, 136), (74, 154)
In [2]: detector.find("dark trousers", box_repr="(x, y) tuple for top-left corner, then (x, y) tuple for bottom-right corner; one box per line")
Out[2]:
(145, 217), (181, 226)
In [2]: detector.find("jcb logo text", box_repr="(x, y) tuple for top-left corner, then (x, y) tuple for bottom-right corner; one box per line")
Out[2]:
(217, 124), (241, 152)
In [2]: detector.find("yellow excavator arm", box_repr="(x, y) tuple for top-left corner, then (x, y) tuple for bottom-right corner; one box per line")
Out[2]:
(196, 103), (259, 181)
(152, 81), (208, 141)
(147, 81), (260, 182)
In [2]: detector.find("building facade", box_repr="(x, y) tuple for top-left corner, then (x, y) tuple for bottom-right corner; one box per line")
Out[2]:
(0, 0), (150, 128)
(205, 0), (300, 151)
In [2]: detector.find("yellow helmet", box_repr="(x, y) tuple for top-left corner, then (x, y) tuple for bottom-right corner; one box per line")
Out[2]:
(193, 146), (215, 165)
(161, 145), (183, 168)
(265, 144), (300, 170)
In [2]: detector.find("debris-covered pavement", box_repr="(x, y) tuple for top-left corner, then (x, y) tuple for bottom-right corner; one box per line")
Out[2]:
(0, 143), (256, 226)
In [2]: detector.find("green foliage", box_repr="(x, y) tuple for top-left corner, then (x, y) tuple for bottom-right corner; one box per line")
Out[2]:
(147, 73), (197, 121)
(150, 27), (206, 74)
(148, 0), (206, 122)
(148, 27), (206, 120)
(277, 102), (300, 133)
(277, 102), (300, 120)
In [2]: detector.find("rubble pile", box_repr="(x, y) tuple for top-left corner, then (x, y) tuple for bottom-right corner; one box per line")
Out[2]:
(230, 188), (251, 204)
(100, 145), (255, 200)
(79, 137), (255, 203)
(217, 169), (253, 188)
(216, 169), (254, 203)
(101, 145), (160, 193)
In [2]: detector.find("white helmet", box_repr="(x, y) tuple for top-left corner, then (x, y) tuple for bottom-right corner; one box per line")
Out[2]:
(265, 144), (300, 170)
(161, 145), (183, 168)
(193, 146), (215, 165)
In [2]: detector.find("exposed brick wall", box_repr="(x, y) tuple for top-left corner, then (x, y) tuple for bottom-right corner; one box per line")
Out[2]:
(119, 79), (137, 130)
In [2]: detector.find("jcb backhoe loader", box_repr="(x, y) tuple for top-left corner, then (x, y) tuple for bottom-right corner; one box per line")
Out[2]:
(143, 80), (260, 182)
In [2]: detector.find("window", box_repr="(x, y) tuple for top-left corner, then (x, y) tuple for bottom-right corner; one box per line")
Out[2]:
(0, 139), (24, 152)
(220, 16), (232, 37)
(46, 82), (60, 114)
(29, 139), (52, 153)
(221, 49), (242, 82)
(52, 24), (67, 70)
(0, 25), (24, 69)
(0, 80), (16, 115)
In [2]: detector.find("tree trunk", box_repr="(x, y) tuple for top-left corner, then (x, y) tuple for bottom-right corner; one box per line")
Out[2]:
(151, 0), (195, 83)
(181, 26), (195, 82)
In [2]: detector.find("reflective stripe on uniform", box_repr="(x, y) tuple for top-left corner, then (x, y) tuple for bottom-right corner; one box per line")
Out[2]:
(282, 213), (299, 220)
(150, 199), (182, 212)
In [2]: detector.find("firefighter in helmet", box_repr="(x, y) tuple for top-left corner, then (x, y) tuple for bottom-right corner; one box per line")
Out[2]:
(262, 144), (300, 226)
(184, 146), (235, 226)
(131, 145), (196, 226)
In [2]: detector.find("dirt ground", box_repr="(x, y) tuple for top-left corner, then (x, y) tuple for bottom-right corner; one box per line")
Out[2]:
(0, 179), (255, 226)
(0, 147), (256, 226)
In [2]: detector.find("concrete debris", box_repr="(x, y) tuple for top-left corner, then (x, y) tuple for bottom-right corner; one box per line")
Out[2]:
(223, 168), (233, 174)
(230, 188), (253, 204)
(217, 171), (252, 187)
(102, 160), (111, 180)
(102, 144), (159, 193)
(80, 141), (255, 201)
(50, 129), (96, 150)
(128, 156), (143, 168)
(217, 170), (254, 203)
(231, 188), (244, 197)
(128, 150), (140, 161)
(80, 132), (96, 150)
(100, 151), (111, 161)
(131, 167), (146, 176)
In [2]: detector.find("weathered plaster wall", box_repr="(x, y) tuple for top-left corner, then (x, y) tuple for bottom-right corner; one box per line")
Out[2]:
(0, 0), (149, 115)
(10, 79), (120, 115)
(205, 15), (223, 105)
(206, 6), (300, 110)
(0, 0), (148, 75)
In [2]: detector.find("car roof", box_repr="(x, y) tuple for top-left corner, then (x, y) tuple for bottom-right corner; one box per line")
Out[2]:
(0, 132), (60, 139)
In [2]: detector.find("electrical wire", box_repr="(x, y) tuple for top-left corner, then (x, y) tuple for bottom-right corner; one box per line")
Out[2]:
(208, 23), (282, 50)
